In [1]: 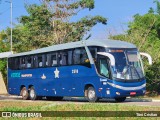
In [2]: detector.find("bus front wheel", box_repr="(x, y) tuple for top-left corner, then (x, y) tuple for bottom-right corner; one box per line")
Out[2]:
(115, 97), (126, 102)
(20, 87), (29, 100)
(29, 87), (37, 100)
(86, 86), (98, 102)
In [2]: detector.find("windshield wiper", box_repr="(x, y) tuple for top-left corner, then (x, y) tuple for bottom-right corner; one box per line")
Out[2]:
(129, 65), (141, 80)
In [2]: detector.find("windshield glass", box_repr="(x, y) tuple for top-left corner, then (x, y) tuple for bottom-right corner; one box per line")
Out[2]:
(109, 49), (144, 80)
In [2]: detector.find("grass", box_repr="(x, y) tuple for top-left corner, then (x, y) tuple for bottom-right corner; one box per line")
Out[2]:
(0, 101), (160, 111)
(0, 100), (160, 120)
(135, 95), (160, 100)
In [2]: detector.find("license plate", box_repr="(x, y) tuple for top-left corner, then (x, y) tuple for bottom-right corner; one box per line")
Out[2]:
(130, 92), (136, 95)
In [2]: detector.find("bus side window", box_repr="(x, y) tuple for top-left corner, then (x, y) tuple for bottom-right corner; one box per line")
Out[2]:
(33, 56), (38, 68)
(26, 56), (32, 68)
(8, 58), (13, 69)
(68, 50), (73, 65)
(97, 55), (110, 78)
(88, 47), (97, 62)
(51, 53), (57, 66)
(59, 51), (68, 66)
(14, 57), (20, 70)
(11, 57), (20, 70)
(42, 54), (46, 67)
(20, 57), (25, 69)
(80, 48), (89, 64)
(38, 56), (43, 67)
(45, 54), (49, 66)
(9, 57), (19, 70)
(73, 49), (81, 64)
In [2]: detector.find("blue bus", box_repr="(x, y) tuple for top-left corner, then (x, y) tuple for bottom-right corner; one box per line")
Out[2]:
(7, 39), (152, 102)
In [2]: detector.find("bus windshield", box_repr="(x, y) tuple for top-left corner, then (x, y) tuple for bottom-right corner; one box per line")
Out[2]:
(109, 49), (144, 80)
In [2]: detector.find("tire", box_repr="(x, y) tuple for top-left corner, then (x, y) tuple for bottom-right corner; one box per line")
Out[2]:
(20, 87), (29, 100)
(29, 87), (37, 100)
(47, 96), (63, 101)
(115, 97), (126, 102)
(86, 86), (98, 102)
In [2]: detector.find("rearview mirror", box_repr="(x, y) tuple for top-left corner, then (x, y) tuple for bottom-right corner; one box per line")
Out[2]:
(97, 52), (115, 66)
(140, 52), (152, 65)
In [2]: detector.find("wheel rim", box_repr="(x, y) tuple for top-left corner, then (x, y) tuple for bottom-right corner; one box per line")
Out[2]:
(30, 89), (35, 98)
(88, 89), (95, 100)
(22, 90), (27, 97)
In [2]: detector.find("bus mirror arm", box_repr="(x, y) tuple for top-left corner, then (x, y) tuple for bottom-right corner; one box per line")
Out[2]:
(97, 52), (115, 66)
(140, 52), (152, 65)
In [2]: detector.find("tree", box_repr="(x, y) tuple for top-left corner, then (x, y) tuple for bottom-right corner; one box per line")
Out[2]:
(13, 1), (107, 50)
(0, 31), (10, 84)
(38, 0), (107, 44)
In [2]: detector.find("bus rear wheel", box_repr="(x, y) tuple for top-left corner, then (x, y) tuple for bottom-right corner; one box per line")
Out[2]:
(29, 87), (37, 100)
(20, 87), (29, 100)
(115, 97), (126, 102)
(86, 86), (98, 102)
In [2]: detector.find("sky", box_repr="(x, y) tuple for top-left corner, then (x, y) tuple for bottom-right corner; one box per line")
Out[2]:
(0, 0), (157, 40)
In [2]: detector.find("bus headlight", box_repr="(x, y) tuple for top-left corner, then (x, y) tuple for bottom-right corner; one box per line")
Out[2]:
(116, 92), (120, 95)
(103, 82), (107, 85)
(106, 90), (110, 94)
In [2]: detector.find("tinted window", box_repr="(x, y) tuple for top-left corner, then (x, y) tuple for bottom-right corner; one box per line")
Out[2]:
(88, 46), (105, 61)
(20, 57), (25, 69)
(73, 48), (90, 66)
(73, 49), (81, 64)
(8, 48), (91, 70)
(26, 56), (32, 68)
(50, 53), (57, 66)
(8, 57), (18, 70)
(99, 58), (109, 78)
(45, 54), (49, 67)
(68, 50), (73, 65)
(59, 51), (68, 66)
(38, 56), (43, 67)
(33, 56), (38, 68)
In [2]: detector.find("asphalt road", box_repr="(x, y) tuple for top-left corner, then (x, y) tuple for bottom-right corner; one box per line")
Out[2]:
(1, 95), (160, 107)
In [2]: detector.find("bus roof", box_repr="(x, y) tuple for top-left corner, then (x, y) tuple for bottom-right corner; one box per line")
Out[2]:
(9, 39), (136, 57)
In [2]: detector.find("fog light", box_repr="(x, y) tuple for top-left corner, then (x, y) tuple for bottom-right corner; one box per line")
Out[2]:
(98, 88), (103, 92)
(116, 92), (120, 95)
(106, 90), (110, 95)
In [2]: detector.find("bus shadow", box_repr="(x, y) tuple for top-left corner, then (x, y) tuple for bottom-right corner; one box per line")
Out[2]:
(58, 97), (153, 103)
(0, 95), (153, 103)
(0, 94), (22, 100)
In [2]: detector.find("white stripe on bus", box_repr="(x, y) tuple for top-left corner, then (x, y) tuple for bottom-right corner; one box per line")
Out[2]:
(107, 82), (146, 91)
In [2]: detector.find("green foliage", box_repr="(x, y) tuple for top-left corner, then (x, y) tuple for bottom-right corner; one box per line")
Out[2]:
(154, 0), (160, 14)
(0, 30), (10, 84)
(1, 102), (160, 111)
(110, 1), (160, 95)
(41, 0), (107, 44)
(19, 4), (53, 49)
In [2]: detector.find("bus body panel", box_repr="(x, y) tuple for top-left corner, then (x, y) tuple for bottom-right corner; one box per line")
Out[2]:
(99, 79), (146, 98)
(8, 64), (146, 98)
(8, 64), (103, 97)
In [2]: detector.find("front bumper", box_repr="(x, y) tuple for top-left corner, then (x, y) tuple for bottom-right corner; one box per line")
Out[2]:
(99, 80), (146, 98)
